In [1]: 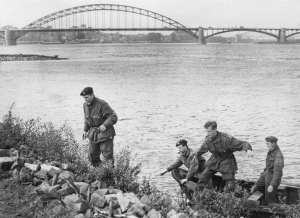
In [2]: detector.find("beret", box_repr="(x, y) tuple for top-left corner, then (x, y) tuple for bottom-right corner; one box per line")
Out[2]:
(80, 87), (93, 96)
(265, 136), (278, 143)
(176, 139), (187, 147)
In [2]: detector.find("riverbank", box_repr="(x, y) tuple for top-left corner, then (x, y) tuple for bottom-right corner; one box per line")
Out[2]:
(0, 54), (67, 61)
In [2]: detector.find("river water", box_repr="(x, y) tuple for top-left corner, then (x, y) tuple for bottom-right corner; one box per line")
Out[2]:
(0, 43), (300, 191)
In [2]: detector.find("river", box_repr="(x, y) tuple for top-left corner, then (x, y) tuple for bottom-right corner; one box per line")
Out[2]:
(0, 43), (300, 191)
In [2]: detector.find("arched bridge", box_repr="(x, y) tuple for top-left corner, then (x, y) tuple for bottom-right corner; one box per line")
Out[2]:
(1, 4), (300, 45)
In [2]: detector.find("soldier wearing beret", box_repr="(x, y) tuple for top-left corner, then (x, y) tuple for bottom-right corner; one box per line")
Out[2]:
(195, 121), (253, 192)
(80, 87), (118, 167)
(252, 136), (284, 205)
(160, 139), (207, 185)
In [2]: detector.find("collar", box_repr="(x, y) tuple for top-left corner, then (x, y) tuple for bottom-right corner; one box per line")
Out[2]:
(210, 131), (221, 143)
(267, 144), (279, 155)
(87, 96), (95, 106)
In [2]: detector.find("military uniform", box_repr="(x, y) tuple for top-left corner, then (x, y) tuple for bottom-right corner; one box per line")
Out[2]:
(196, 131), (252, 191)
(255, 143), (284, 205)
(167, 147), (206, 182)
(83, 96), (118, 166)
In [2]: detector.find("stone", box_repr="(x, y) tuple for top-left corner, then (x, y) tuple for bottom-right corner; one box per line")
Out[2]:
(33, 177), (43, 186)
(95, 189), (108, 196)
(108, 189), (122, 194)
(74, 213), (85, 218)
(40, 181), (51, 192)
(48, 184), (62, 193)
(63, 194), (90, 213)
(159, 195), (172, 205)
(147, 209), (162, 218)
(104, 194), (118, 201)
(140, 195), (152, 205)
(91, 180), (101, 189)
(0, 156), (18, 171)
(58, 171), (75, 181)
(74, 182), (89, 189)
(127, 203), (146, 217)
(48, 167), (61, 177)
(34, 170), (48, 179)
(57, 186), (75, 196)
(170, 213), (189, 218)
(117, 192), (133, 212)
(85, 209), (92, 218)
(113, 208), (122, 215)
(12, 168), (20, 180)
(167, 210), (177, 218)
(90, 193), (107, 208)
(142, 216), (149, 218)
(143, 205), (153, 214)
(61, 182), (69, 189)
(75, 175), (84, 182)
(80, 185), (89, 197)
(19, 167), (31, 181)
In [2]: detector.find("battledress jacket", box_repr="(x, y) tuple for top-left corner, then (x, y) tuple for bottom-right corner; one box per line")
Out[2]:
(195, 131), (252, 175)
(167, 147), (206, 181)
(83, 97), (118, 143)
(264, 145), (284, 187)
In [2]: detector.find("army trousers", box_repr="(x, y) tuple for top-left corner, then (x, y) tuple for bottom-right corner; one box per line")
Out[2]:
(88, 137), (114, 167)
(197, 167), (236, 191)
(254, 170), (279, 205)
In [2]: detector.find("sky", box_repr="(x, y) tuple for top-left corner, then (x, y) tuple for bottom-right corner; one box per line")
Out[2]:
(0, 0), (300, 29)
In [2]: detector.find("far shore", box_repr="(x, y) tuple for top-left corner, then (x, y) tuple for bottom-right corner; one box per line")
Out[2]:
(0, 54), (67, 61)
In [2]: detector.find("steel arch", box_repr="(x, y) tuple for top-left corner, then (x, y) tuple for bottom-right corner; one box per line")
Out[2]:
(205, 29), (278, 40)
(286, 31), (300, 38)
(23, 4), (197, 38)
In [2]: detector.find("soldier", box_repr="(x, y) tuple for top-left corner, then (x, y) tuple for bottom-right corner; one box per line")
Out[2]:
(160, 139), (207, 185)
(196, 121), (253, 191)
(80, 87), (118, 167)
(252, 136), (284, 205)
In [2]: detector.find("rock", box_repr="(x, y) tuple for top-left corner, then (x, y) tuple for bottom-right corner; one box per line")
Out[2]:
(34, 170), (48, 179)
(113, 208), (122, 215)
(105, 194), (118, 201)
(12, 168), (20, 180)
(58, 171), (75, 181)
(57, 186), (75, 196)
(90, 193), (107, 208)
(48, 167), (61, 177)
(95, 189), (108, 196)
(170, 213), (189, 218)
(147, 209), (162, 218)
(74, 213), (85, 218)
(167, 210), (177, 218)
(117, 192), (133, 212)
(159, 195), (172, 205)
(40, 181), (51, 192)
(85, 209), (92, 218)
(127, 203), (146, 217)
(75, 175), (84, 182)
(48, 184), (61, 193)
(32, 177), (43, 186)
(74, 182), (89, 189)
(80, 185), (89, 197)
(91, 180), (101, 189)
(142, 216), (149, 218)
(0, 149), (9, 157)
(0, 156), (18, 171)
(19, 167), (31, 181)
(63, 194), (90, 213)
(108, 189), (122, 194)
(143, 205), (153, 214)
(61, 182), (69, 189)
(140, 195), (152, 205)
(9, 149), (19, 157)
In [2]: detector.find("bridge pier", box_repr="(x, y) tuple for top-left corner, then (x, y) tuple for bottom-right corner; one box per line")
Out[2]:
(197, 27), (206, 45)
(278, 28), (287, 43)
(4, 30), (17, 46)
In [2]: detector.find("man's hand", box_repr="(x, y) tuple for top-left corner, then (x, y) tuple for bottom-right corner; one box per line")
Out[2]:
(82, 131), (87, 140)
(180, 179), (187, 184)
(250, 185), (256, 193)
(159, 170), (168, 176)
(268, 185), (273, 193)
(247, 150), (254, 158)
(97, 125), (106, 132)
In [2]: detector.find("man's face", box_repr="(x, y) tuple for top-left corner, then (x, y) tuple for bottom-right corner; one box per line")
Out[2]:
(178, 145), (187, 153)
(266, 141), (275, 150)
(82, 94), (93, 103)
(206, 126), (217, 139)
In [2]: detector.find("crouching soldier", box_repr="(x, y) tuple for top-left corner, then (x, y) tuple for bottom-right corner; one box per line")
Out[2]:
(252, 136), (284, 205)
(160, 139), (207, 186)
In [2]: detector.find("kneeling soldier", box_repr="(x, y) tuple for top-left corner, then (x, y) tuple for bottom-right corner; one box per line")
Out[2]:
(253, 136), (284, 205)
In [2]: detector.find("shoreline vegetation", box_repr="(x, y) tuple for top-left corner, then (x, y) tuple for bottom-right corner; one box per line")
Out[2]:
(0, 109), (300, 218)
(0, 54), (67, 61)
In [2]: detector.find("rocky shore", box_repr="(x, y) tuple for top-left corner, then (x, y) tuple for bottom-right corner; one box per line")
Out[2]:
(0, 54), (67, 61)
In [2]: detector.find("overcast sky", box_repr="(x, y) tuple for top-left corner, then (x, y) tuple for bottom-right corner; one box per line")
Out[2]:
(0, 0), (300, 29)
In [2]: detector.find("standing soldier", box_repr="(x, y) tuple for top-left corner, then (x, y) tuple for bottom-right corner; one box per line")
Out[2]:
(252, 136), (284, 205)
(196, 121), (253, 191)
(80, 87), (118, 167)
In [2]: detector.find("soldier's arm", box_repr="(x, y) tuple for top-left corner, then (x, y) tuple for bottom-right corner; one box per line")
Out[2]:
(270, 157), (284, 187)
(167, 158), (183, 172)
(186, 155), (199, 181)
(102, 103), (118, 127)
(83, 106), (91, 132)
(230, 136), (252, 152)
(195, 141), (209, 157)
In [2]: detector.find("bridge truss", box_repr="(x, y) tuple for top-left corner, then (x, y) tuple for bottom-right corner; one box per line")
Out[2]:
(23, 4), (198, 38)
